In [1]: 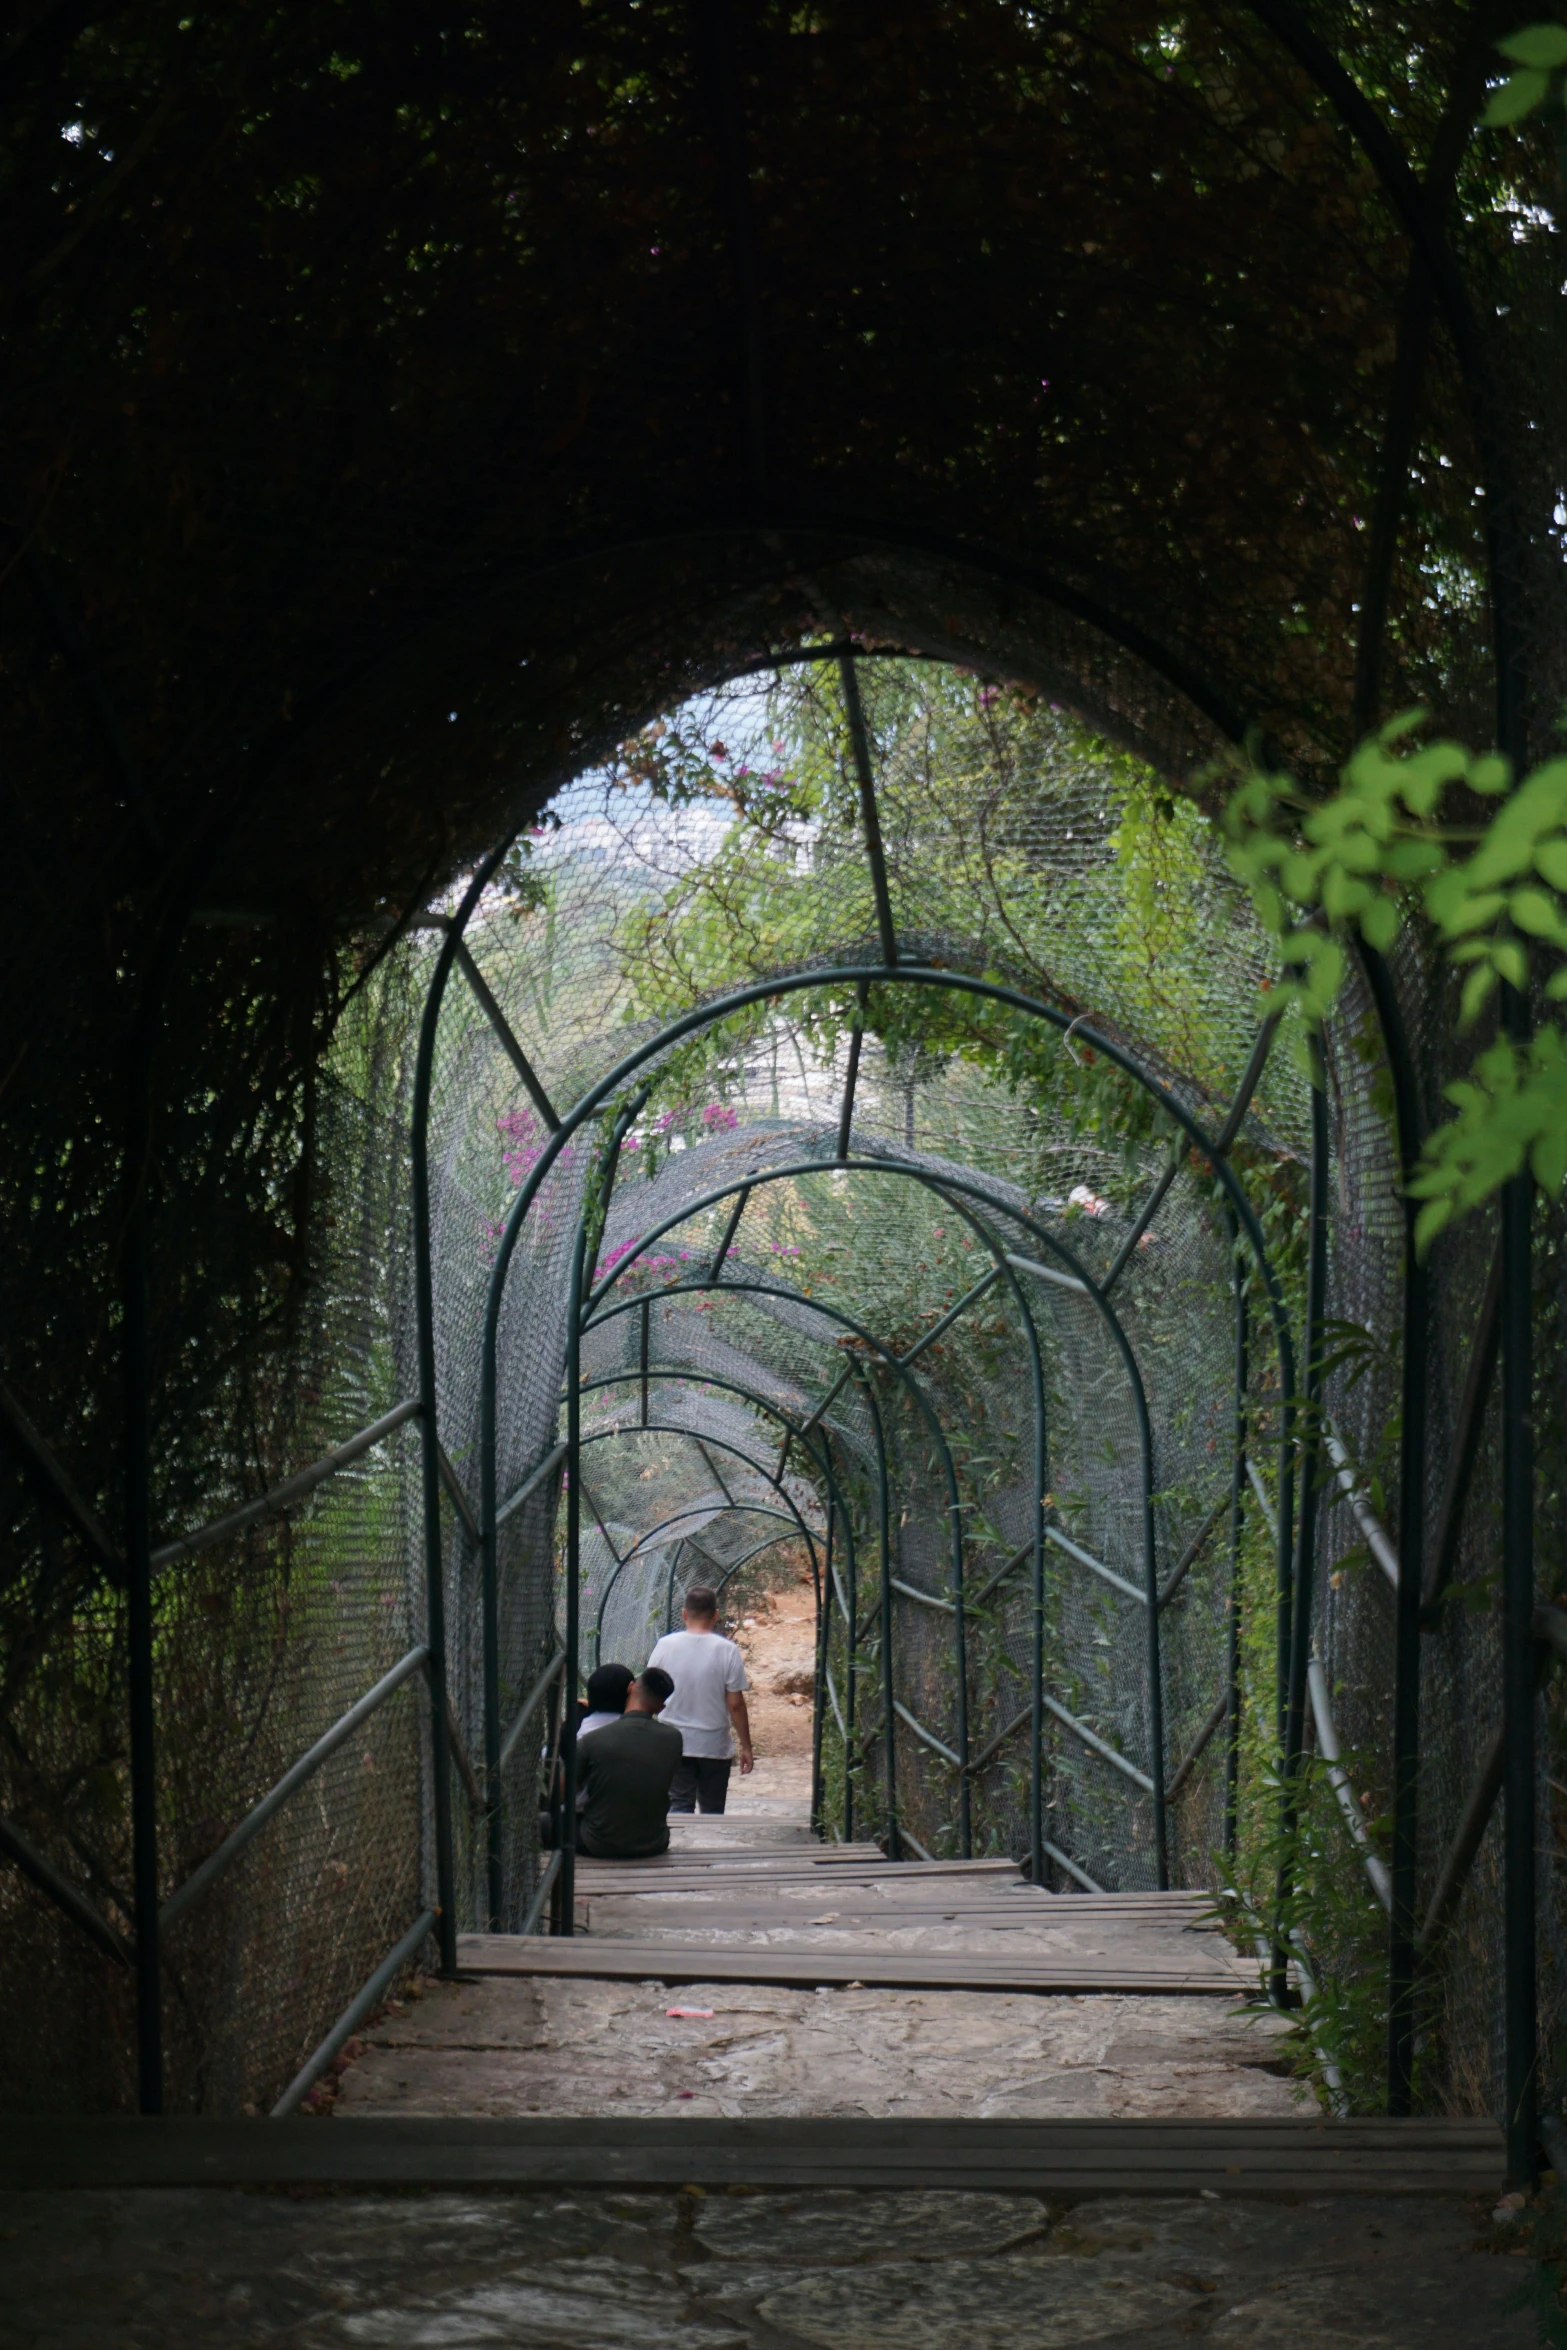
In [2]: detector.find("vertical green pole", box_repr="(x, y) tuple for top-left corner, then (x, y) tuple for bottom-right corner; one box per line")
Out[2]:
(1274, 1037), (1327, 2002)
(844, 1457), (858, 1847)
(1225, 1253), (1249, 1860)
(124, 1024), (163, 2112)
(859, 1366), (900, 1861)
(1501, 1038), (1536, 2181)
(812, 1493), (832, 1836)
(560, 1221), (588, 1938)
(413, 849), (511, 1970)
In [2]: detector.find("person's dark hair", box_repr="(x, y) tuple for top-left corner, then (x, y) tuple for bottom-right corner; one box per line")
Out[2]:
(585, 1662), (634, 1714)
(638, 1665), (675, 1703)
(683, 1584), (719, 1618)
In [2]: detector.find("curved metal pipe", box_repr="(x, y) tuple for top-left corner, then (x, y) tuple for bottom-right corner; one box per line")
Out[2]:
(587, 1150), (1168, 1876)
(575, 1362), (859, 1651)
(572, 1421), (823, 1656)
(478, 969), (1293, 1891)
(411, 837), (516, 1964)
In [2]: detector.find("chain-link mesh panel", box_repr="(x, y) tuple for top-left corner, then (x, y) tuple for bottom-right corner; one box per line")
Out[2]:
(464, 666), (1303, 1914)
(1, 976), (433, 2114)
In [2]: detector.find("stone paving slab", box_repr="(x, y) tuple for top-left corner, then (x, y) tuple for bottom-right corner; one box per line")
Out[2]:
(0, 2183), (1535, 2347)
(336, 1974), (1304, 2119)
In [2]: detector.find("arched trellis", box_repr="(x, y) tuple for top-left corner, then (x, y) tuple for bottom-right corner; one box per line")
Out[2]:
(569, 1417), (824, 1661)
(581, 1151), (1173, 1879)
(582, 1274), (968, 1879)
(74, 17), (1538, 2131)
(572, 1363), (864, 1819)
(1239, 0), (1534, 2163)
(394, 587), (1432, 2098)
(435, 940), (1300, 1935)
(401, 639), (1292, 1954)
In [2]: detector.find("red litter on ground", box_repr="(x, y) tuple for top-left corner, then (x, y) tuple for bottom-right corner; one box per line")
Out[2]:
(666, 2006), (715, 2018)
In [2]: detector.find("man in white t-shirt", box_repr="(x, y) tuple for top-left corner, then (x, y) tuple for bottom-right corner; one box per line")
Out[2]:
(646, 1584), (753, 1813)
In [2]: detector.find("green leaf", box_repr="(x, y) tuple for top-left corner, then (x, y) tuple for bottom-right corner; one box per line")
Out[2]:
(1361, 896), (1399, 952)
(1322, 867), (1372, 919)
(1426, 872), (1506, 933)
(1334, 831), (1385, 875)
(1280, 848), (1324, 903)
(1484, 66), (1552, 123)
(1383, 838), (1445, 881)
(1509, 884), (1567, 939)
(1310, 936), (1346, 1008)
(1460, 963), (1499, 1024)
(1468, 753), (1513, 795)
(1494, 937), (1530, 989)
(1498, 25), (1567, 67)
(1531, 1124), (1567, 1195)
(1414, 1195), (1454, 1255)
(1396, 740), (1470, 815)
(1546, 967), (1567, 999)
(1535, 837), (1567, 891)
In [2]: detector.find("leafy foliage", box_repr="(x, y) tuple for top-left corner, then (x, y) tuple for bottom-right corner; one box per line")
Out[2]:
(1223, 718), (1567, 1246)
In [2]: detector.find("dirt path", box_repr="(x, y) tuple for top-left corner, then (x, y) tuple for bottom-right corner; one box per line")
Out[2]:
(722, 1561), (816, 1815)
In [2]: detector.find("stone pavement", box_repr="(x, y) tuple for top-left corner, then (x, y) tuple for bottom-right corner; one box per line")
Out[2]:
(0, 2181), (1537, 2347)
(334, 1974), (1303, 2120)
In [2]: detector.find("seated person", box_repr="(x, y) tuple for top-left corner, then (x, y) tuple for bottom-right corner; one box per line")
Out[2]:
(539, 1661), (638, 1847)
(575, 1666), (682, 1860)
(577, 1661), (634, 1740)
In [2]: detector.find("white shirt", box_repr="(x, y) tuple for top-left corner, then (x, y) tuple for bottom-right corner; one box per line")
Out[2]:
(577, 1709), (621, 1740)
(646, 1629), (749, 1758)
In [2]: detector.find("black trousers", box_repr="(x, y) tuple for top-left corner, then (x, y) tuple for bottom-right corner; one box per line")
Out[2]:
(669, 1755), (732, 1814)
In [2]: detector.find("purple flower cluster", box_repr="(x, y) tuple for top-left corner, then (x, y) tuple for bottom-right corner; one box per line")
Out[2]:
(498, 1105), (543, 1188)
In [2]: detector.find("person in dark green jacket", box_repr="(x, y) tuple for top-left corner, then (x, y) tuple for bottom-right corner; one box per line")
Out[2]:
(576, 1666), (682, 1859)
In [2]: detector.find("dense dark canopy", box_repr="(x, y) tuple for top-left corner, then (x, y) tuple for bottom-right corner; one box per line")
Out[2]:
(5, 0), (1563, 959)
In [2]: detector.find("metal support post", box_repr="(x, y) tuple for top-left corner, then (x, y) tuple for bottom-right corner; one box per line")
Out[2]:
(1360, 947), (1428, 2114)
(856, 1364), (899, 1861)
(1501, 993), (1536, 2181)
(1275, 1033), (1328, 2003)
(123, 1037), (162, 2113)
(837, 980), (867, 1160)
(812, 1494), (833, 1833)
(1226, 1256), (1248, 1859)
(838, 653), (899, 968)
(560, 1224), (589, 1937)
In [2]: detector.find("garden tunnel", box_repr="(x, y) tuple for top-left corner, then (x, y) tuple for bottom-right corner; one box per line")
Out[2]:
(4, 2), (1567, 2230)
(400, 648), (1379, 2034)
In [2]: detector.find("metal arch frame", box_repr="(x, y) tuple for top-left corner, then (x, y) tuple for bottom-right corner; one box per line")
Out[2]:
(572, 1361), (864, 1772)
(418, 728), (1298, 1949)
(579, 1151), (1186, 1883)
(573, 1364), (859, 1562)
(591, 1506), (806, 1655)
(587, 1165), (976, 1859)
(96, 25), (1504, 2111)
(585, 1151), (1061, 1870)
(576, 1261), (884, 1754)
(1244, 0), (1537, 2170)
(474, 972), (1296, 1896)
(482, 968), (1295, 1395)
(603, 1355), (865, 1846)
(106, 39), (1491, 2103)
(568, 1418), (824, 1650)
(585, 1272), (968, 1847)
